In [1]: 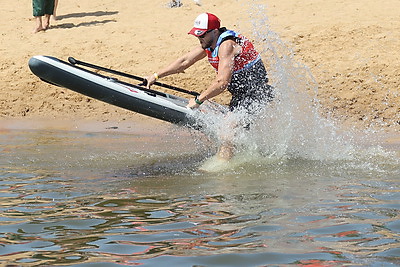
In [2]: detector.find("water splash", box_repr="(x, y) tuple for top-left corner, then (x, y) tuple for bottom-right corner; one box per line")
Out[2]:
(190, 2), (350, 162)
(245, 2), (358, 161)
(192, 0), (398, 167)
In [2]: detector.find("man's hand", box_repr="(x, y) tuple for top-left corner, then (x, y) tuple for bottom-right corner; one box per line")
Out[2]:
(145, 74), (157, 89)
(187, 98), (200, 109)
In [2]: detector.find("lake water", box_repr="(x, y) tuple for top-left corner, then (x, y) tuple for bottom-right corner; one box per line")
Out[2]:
(1, 119), (399, 266)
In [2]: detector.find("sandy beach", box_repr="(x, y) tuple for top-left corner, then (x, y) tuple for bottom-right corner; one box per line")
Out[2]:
(1, 0), (399, 131)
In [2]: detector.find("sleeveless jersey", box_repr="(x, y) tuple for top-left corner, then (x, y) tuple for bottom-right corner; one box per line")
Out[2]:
(205, 30), (261, 73)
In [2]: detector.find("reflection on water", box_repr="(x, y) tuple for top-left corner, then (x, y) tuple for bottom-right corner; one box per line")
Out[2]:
(0, 122), (399, 266)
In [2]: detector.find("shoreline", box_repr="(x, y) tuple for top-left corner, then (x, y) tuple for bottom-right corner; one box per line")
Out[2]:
(1, 116), (399, 150)
(0, 116), (172, 135)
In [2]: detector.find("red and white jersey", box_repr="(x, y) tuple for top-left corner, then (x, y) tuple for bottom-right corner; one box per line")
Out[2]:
(205, 30), (261, 73)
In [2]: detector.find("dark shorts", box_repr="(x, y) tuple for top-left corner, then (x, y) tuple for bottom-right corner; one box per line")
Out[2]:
(228, 59), (274, 112)
(32, 0), (54, 17)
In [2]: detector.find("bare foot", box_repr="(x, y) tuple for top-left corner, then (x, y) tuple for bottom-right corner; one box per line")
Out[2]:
(217, 143), (235, 161)
(43, 15), (51, 30)
(33, 26), (45, 33)
(34, 16), (45, 33)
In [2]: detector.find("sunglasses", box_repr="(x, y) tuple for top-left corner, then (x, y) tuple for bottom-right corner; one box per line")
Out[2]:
(198, 29), (213, 38)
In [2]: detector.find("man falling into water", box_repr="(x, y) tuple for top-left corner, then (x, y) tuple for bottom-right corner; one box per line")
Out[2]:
(146, 13), (273, 160)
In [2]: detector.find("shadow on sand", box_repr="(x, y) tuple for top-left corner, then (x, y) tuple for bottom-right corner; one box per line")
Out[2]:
(51, 19), (116, 29)
(56, 11), (119, 21)
(51, 11), (119, 29)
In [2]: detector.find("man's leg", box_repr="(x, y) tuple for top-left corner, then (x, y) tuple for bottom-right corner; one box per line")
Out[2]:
(32, 0), (45, 33)
(217, 142), (235, 161)
(52, 0), (58, 20)
(43, 0), (55, 29)
(43, 14), (51, 29)
(33, 16), (44, 33)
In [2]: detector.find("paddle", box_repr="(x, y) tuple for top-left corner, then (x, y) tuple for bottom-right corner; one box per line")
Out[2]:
(68, 57), (199, 97)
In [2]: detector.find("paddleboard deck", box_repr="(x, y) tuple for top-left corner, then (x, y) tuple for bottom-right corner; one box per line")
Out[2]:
(28, 55), (201, 127)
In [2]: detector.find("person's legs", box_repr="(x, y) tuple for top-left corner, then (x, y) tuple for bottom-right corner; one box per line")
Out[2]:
(32, 0), (45, 33)
(217, 142), (235, 160)
(52, 0), (58, 20)
(215, 114), (239, 161)
(215, 60), (273, 161)
(43, 0), (54, 29)
(33, 16), (45, 33)
(43, 14), (51, 29)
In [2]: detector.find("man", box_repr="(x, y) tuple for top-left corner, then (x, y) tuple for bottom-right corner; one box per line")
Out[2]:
(146, 13), (273, 160)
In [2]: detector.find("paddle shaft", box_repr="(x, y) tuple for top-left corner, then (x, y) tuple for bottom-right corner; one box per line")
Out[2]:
(68, 57), (199, 97)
